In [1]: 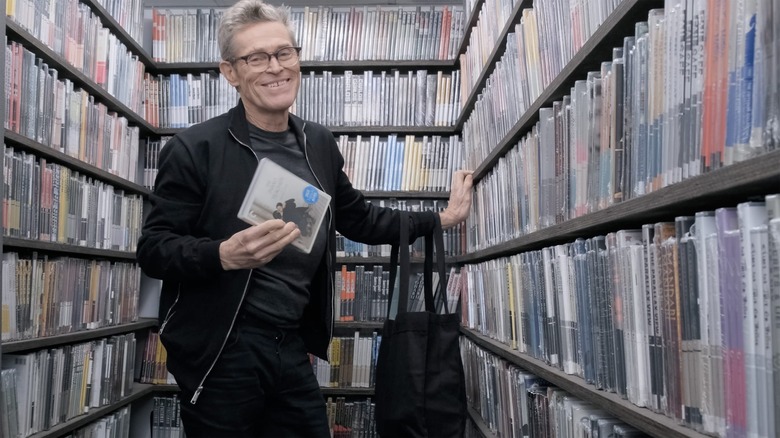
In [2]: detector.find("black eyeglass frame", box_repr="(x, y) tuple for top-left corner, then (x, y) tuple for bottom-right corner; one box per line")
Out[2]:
(232, 46), (302, 70)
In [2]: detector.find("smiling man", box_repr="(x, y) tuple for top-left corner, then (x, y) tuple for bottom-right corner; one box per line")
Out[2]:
(136, 0), (474, 436)
(219, 18), (301, 131)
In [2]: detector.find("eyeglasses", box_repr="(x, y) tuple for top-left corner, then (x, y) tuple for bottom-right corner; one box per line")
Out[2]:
(234, 46), (301, 71)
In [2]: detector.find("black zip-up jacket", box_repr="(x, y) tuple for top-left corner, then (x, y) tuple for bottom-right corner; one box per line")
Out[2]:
(136, 100), (437, 403)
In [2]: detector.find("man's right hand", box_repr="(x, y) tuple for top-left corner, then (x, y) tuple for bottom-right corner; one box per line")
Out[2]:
(219, 220), (300, 270)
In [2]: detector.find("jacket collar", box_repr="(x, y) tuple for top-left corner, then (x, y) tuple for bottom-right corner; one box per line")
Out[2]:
(228, 99), (308, 152)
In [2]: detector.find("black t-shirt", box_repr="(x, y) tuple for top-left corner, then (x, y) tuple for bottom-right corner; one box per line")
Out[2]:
(242, 123), (328, 328)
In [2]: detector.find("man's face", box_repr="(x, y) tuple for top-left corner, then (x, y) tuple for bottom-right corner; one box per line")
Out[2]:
(221, 21), (301, 117)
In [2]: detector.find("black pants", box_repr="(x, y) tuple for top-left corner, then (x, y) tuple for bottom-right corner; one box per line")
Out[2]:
(177, 316), (330, 438)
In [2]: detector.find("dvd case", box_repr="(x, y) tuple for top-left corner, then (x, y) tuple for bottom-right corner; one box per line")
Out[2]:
(237, 158), (331, 254)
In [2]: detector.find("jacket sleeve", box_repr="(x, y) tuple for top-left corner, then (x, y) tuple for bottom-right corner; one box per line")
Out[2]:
(136, 136), (225, 281)
(330, 140), (437, 244)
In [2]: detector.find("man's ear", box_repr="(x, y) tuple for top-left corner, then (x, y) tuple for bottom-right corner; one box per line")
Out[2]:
(220, 60), (239, 89)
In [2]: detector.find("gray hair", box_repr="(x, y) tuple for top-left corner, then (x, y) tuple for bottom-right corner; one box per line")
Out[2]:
(218, 0), (297, 62)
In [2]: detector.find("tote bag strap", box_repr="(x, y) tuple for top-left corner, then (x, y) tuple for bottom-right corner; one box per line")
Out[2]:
(423, 214), (448, 314)
(388, 213), (411, 317)
(388, 213), (448, 317)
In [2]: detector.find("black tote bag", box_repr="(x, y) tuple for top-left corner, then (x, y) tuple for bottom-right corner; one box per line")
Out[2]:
(374, 213), (467, 438)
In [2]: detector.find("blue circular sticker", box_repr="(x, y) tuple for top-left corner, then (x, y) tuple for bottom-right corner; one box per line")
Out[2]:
(302, 186), (319, 204)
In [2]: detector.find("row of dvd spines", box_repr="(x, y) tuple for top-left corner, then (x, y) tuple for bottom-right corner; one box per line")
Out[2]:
(7, 2), (148, 116)
(325, 397), (376, 438)
(149, 395), (184, 438)
(97, 0), (145, 45)
(1, 333), (137, 438)
(334, 265), (462, 324)
(5, 42), (142, 184)
(459, 0), (518, 96)
(8, 0), (145, 48)
(337, 135), (463, 193)
(61, 405), (133, 438)
(336, 199), (467, 259)
(149, 4), (466, 64)
(2, 252), (141, 343)
(460, 0), (623, 99)
(311, 333), (380, 389)
(467, 31), (778, 253)
(461, 194), (780, 437)
(337, 223), (466, 259)
(461, 337), (647, 438)
(3, 145), (145, 252)
(143, 69), (461, 130)
(293, 70), (461, 128)
(144, 134), (465, 196)
(464, 1), (779, 229)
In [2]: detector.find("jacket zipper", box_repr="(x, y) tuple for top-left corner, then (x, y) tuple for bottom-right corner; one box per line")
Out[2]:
(190, 270), (253, 404)
(189, 124), (336, 403)
(189, 129), (257, 404)
(300, 123), (335, 347)
(159, 284), (182, 335)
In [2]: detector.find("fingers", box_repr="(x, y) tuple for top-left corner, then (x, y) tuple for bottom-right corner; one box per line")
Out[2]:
(450, 170), (474, 200)
(240, 221), (300, 254)
(220, 221), (301, 270)
(452, 170), (474, 192)
(243, 220), (295, 242)
(440, 170), (474, 229)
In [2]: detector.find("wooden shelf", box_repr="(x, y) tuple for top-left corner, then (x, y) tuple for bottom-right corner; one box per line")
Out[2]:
(81, 0), (154, 66)
(333, 321), (383, 331)
(462, 329), (707, 438)
(152, 62), (222, 74)
(2, 319), (158, 354)
(360, 190), (449, 199)
(5, 21), (157, 136)
(320, 387), (375, 397)
(4, 131), (151, 196)
(2, 237), (138, 261)
(455, 149), (780, 264)
(325, 125), (456, 136)
(153, 59), (458, 75)
(454, 0), (486, 65)
(336, 255), (428, 264)
(155, 125), (458, 136)
(467, 405), (498, 438)
(299, 59), (457, 72)
(455, 0), (530, 132)
(467, 0), (663, 179)
(24, 383), (178, 438)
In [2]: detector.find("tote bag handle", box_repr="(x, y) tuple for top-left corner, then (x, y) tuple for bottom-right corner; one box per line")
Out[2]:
(387, 213), (448, 317)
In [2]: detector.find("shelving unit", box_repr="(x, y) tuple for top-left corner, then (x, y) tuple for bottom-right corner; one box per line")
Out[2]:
(153, 59), (458, 75)
(24, 384), (179, 438)
(468, 405), (497, 438)
(333, 322), (383, 331)
(455, 0), (662, 138)
(463, 330), (703, 438)
(4, 131), (151, 196)
(1, 1), (465, 436)
(453, 0), (779, 436)
(1, 1), (174, 436)
(11, 0), (753, 435)
(81, 0), (155, 67)
(0, 0), (6, 432)
(457, 148), (780, 263)
(4, 21), (156, 136)
(321, 387), (376, 397)
(2, 319), (158, 354)
(155, 124), (459, 137)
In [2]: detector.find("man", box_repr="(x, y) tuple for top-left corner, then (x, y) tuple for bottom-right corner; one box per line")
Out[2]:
(136, 1), (473, 436)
